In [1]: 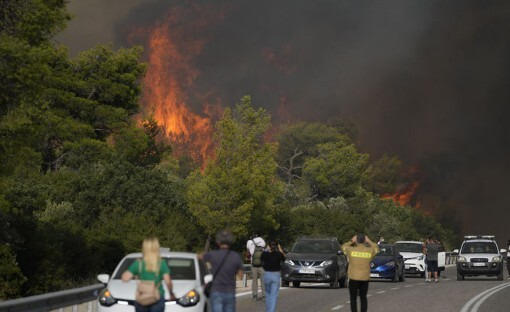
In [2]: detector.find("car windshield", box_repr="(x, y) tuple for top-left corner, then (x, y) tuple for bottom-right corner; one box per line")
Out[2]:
(291, 241), (335, 254)
(113, 257), (196, 280)
(461, 242), (498, 254)
(395, 243), (423, 253)
(376, 246), (394, 256)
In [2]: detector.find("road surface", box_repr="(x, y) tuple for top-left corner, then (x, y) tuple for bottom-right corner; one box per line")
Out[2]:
(235, 266), (510, 312)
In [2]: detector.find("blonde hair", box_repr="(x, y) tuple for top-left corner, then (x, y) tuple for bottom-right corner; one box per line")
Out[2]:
(142, 237), (160, 272)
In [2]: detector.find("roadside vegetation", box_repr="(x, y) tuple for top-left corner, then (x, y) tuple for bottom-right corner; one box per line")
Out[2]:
(0, 1), (456, 299)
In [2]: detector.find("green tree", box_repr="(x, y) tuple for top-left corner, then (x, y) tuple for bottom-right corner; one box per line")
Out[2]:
(363, 154), (402, 195)
(303, 143), (368, 199)
(186, 96), (284, 238)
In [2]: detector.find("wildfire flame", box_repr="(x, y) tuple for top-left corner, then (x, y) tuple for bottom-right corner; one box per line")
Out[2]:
(140, 5), (223, 165)
(381, 166), (422, 207)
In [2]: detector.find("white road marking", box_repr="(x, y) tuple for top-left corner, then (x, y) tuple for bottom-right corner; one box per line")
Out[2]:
(346, 301), (350, 304)
(367, 294), (372, 297)
(376, 290), (386, 294)
(404, 285), (414, 288)
(331, 305), (344, 310)
(390, 287), (399, 290)
(460, 282), (510, 312)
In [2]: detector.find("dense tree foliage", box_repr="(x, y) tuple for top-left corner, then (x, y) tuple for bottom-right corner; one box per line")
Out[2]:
(0, 1), (455, 299)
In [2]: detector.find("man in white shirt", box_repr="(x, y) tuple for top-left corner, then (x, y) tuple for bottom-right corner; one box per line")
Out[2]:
(247, 234), (266, 301)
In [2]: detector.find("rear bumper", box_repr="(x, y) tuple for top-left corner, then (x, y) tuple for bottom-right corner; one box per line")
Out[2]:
(370, 267), (397, 279)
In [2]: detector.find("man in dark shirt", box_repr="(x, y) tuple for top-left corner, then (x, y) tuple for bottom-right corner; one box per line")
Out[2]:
(261, 241), (286, 312)
(425, 237), (440, 282)
(203, 230), (244, 312)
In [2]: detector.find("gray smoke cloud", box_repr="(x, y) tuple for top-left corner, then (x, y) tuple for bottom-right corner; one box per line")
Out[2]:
(58, 0), (510, 246)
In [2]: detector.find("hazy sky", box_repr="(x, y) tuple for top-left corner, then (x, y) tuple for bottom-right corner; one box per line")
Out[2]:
(58, 0), (510, 244)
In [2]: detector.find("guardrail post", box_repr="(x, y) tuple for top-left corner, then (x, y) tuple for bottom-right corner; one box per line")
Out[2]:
(243, 272), (247, 287)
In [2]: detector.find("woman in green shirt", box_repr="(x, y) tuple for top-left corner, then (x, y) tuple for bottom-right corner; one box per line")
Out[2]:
(122, 237), (175, 312)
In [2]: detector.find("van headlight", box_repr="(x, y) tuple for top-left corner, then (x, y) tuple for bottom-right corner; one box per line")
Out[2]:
(177, 290), (200, 307)
(98, 289), (117, 306)
(457, 256), (467, 262)
(492, 256), (502, 263)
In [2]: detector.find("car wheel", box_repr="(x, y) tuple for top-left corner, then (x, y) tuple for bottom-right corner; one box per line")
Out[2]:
(497, 270), (504, 281)
(292, 281), (301, 288)
(339, 275), (347, 288)
(282, 280), (289, 287)
(391, 271), (398, 282)
(330, 274), (339, 289)
(457, 271), (464, 281)
(399, 267), (405, 282)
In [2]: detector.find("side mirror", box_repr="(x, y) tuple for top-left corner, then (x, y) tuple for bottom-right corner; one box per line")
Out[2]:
(453, 249), (459, 254)
(204, 274), (213, 284)
(337, 250), (344, 256)
(97, 274), (110, 284)
(500, 249), (507, 254)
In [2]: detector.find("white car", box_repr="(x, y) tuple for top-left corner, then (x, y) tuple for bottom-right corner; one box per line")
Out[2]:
(96, 250), (212, 312)
(394, 241), (446, 277)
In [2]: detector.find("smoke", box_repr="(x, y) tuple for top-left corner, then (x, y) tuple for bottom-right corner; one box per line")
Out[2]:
(58, 0), (510, 245)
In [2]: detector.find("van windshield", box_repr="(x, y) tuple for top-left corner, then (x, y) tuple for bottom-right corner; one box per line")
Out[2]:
(461, 242), (498, 254)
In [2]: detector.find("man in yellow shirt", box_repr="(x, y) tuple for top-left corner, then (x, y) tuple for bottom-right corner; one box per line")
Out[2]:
(342, 234), (379, 312)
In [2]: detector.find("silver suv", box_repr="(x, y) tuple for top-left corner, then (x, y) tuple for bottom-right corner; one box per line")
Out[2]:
(454, 235), (507, 281)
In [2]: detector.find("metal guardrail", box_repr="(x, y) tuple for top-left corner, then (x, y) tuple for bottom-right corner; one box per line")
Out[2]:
(0, 284), (104, 312)
(445, 252), (458, 265)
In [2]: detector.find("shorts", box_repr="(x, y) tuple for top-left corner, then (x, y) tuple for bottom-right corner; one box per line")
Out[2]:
(427, 260), (438, 273)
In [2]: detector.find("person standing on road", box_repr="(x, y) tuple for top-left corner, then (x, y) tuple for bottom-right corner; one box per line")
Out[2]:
(425, 237), (440, 282)
(203, 230), (244, 312)
(246, 233), (267, 301)
(342, 234), (379, 312)
(261, 240), (286, 312)
(121, 237), (176, 312)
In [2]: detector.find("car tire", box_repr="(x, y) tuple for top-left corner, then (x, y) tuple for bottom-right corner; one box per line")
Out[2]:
(330, 274), (339, 289)
(457, 272), (464, 281)
(292, 281), (300, 288)
(339, 275), (347, 288)
(399, 267), (405, 282)
(282, 280), (289, 287)
(497, 270), (504, 281)
(391, 271), (398, 282)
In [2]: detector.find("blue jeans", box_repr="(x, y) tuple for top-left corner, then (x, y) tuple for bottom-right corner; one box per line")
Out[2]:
(134, 296), (165, 312)
(210, 291), (236, 312)
(264, 271), (281, 312)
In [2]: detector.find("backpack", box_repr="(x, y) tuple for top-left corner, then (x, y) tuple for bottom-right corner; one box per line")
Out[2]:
(252, 245), (264, 267)
(135, 260), (161, 306)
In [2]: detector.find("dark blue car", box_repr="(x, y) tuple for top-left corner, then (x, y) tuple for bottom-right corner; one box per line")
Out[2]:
(370, 244), (405, 282)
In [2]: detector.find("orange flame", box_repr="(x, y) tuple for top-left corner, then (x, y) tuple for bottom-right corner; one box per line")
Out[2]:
(140, 5), (224, 165)
(381, 166), (422, 207)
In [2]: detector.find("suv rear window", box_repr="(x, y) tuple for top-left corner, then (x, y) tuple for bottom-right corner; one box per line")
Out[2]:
(395, 243), (423, 253)
(113, 257), (196, 280)
(291, 240), (335, 254)
(461, 242), (498, 254)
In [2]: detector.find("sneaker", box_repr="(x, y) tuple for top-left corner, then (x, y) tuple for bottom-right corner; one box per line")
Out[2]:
(434, 279), (439, 282)
(426, 279), (431, 283)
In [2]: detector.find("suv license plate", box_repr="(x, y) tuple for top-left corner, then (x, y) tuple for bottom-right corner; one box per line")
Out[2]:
(299, 269), (315, 274)
(472, 263), (486, 267)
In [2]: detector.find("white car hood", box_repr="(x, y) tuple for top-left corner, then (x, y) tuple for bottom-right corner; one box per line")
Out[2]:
(400, 252), (423, 260)
(107, 279), (201, 300)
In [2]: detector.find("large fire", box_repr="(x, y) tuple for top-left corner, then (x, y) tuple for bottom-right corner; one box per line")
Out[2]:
(381, 166), (422, 207)
(140, 5), (223, 165)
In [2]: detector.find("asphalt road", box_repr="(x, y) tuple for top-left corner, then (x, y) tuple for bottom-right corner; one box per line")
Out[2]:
(235, 266), (510, 312)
